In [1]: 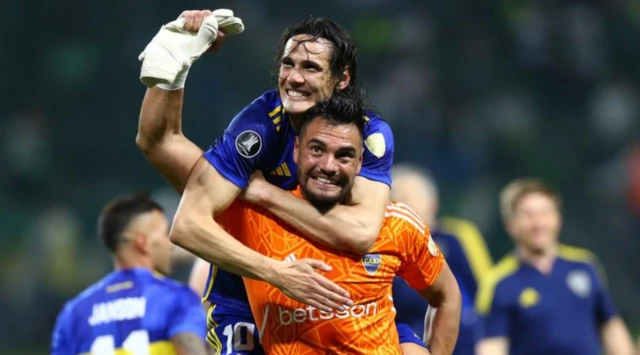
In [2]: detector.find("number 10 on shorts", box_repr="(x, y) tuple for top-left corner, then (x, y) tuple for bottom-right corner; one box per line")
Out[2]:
(223, 322), (256, 354)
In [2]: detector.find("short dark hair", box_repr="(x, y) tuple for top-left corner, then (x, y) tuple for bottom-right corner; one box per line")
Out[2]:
(274, 16), (364, 101)
(300, 94), (365, 139)
(98, 192), (163, 253)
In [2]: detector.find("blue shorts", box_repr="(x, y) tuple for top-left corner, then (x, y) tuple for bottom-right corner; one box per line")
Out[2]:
(206, 304), (264, 355)
(397, 322), (428, 348)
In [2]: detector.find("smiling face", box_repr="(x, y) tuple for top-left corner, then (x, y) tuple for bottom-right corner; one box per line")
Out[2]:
(278, 34), (350, 118)
(294, 116), (363, 210)
(507, 192), (562, 255)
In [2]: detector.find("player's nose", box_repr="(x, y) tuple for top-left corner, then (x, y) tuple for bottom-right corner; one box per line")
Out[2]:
(318, 156), (339, 173)
(286, 67), (305, 84)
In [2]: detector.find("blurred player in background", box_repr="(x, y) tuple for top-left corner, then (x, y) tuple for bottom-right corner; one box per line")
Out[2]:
(137, 10), (431, 355)
(208, 95), (461, 354)
(51, 193), (208, 355)
(476, 178), (634, 355)
(390, 163), (492, 354)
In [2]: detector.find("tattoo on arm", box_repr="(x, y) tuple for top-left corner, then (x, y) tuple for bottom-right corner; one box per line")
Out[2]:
(172, 333), (208, 355)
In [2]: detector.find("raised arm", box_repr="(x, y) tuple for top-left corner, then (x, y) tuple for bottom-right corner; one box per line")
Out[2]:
(137, 88), (204, 193)
(136, 10), (229, 193)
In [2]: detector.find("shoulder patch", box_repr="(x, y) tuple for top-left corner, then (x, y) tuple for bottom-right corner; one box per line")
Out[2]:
(365, 132), (386, 158)
(427, 235), (439, 256)
(235, 130), (262, 158)
(566, 270), (592, 298)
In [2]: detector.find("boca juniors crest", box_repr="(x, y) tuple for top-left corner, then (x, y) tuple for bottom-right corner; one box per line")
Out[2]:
(362, 254), (381, 275)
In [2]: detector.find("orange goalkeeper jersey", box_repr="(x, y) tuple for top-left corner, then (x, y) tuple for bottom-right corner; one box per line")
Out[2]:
(217, 188), (445, 355)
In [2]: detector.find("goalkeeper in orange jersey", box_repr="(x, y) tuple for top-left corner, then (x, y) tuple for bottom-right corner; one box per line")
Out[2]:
(183, 95), (462, 354)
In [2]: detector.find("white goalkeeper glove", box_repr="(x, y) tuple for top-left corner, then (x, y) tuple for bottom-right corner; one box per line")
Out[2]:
(138, 9), (244, 90)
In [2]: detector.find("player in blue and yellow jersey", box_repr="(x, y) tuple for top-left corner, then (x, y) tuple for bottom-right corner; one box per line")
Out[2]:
(476, 178), (634, 355)
(137, 11), (429, 355)
(390, 164), (493, 354)
(51, 193), (207, 355)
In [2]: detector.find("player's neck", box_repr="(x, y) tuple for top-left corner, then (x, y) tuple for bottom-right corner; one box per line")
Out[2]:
(517, 244), (558, 275)
(113, 253), (152, 272)
(288, 113), (304, 131)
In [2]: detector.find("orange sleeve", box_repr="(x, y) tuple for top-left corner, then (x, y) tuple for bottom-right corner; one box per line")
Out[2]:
(396, 220), (445, 291)
(215, 200), (247, 244)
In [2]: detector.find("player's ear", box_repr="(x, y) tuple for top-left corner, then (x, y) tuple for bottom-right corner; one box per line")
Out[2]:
(133, 233), (149, 255)
(293, 137), (300, 164)
(355, 148), (363, 174)
(337, 66), (351, 90)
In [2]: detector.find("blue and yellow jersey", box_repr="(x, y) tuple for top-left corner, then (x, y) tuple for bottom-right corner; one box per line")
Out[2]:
(476, 245), (617, 355)
(393, 217), (492, 355)
(51, 268), (206, 355)
(201, 89), (395, 314)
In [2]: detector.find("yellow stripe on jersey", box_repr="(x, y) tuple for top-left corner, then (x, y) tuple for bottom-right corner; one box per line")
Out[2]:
(281, 162), (291, 176)
(205, 304), (223, 355)
(272, 114), (282, 131)
(558, 244), (608, 285)
(440, 216), (494, 282)
(207, 304), (218, 328)
(79, 341), (177, 355)
(363, 115), (370, 121)
(270, 163), (291, 177)
(475, 255), (519, 315)
(202, 264), (218, 303)
(268, 105), (282, 118)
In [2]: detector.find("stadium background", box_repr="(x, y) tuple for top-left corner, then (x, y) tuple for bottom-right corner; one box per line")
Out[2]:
(2, 0), (640, 353)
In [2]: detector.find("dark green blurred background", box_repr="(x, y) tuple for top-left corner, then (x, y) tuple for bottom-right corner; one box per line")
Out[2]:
(2, 0), (640, 353)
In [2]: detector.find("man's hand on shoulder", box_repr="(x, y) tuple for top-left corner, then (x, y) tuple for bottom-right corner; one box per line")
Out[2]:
(239, 171), (271, 204)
